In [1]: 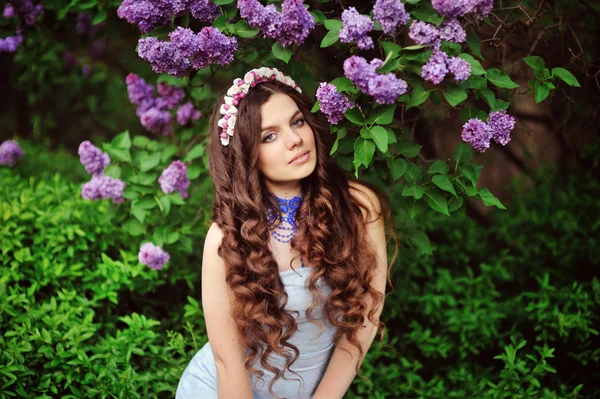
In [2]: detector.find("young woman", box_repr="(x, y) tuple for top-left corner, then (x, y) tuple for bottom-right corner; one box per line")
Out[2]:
(176, 67), (395, 399)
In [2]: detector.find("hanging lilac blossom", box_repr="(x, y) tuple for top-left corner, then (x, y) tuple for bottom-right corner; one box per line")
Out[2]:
(6, 0), (43, 24)
(238, 0), (282, 39)
(372, 0), (410, 36)
(126, 73), (154, 105)
(278, 0), (316, 47)
(117, 0), (171, 33)
(421, 50), (449, 85)
(76, 13), (92, 35)
(78, 141), (110, 175)
(176, 102), (202, 125)
(368, 74), (408, 104)
(159, 160), (190, 198)
(472, 0), (494, 19)
(138, 242), (170, 270)
(0, 140), (24, 167)
(409, 21), (440, 48)
(461, 118), (492, 152)
(315, 83), (354, 125)
(82, 65), (91, 77)
(487, 110), (516, 146)
(431, 0), (475, 19)
(0, 34), (22, 53)
(137, 37), (191, 77)
(3, 4), (16, 18)
(81, 175), (126, 204)
(343, 55), (382, 93)
(439, 19), (466, 43)
(140, 107), (173, 136)
(339, 7), (374, 50)
(168, 26), (237, 71)
(157, 83), (185, 109)
(447, 56), (471, 82)
(171, 0), (220, 21)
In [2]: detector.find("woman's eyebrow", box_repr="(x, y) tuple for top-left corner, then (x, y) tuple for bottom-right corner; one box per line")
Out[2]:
(261, 109), (302, 132)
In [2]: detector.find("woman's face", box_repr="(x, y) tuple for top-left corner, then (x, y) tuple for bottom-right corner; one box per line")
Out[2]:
(257, 92), (317, 193)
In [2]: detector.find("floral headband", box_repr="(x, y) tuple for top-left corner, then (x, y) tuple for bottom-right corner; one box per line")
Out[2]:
(218, 67), (302, 146)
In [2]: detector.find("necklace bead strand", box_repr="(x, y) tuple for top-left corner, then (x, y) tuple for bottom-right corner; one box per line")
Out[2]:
(268, 194), (305, 268)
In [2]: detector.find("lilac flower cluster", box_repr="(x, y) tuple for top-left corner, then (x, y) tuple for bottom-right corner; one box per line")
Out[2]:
(461, 111), (516, 152)
(373, 0), (410, 36)
(138, 242), (170, 270)
(171, 0), (220, 21)
(117, 0), (171, 33)
(0, 140), (24, 167)
(343, 56), (408, 104)
(409, 19), (466, 49)
(315, 83), (354, 125)
(157, 82), (185, 109)
(138, 27), (237, 76)
(3, 0), (43, 25)
(78, 141), (126, 203)
(158, 160), (190, 198)
(238, 0), (315, 47)
(176, 102), (202, 125)
(432, 0), (494, 20)
(0, 33), (22, 53)
(422, 50), (471, 85)
(339, 7), (374, 50)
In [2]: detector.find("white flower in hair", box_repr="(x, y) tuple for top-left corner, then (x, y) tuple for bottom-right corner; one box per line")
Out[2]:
(244, 72), (255, 84)
(218, 119), (228, 128)
(227, 85), (241, 96)
(224, 96), (234, 106)
(227, 125), (234, 136)
(221, 135), (230, 146)
(275, 71), (285, 82)
(228, 116), (236, 127)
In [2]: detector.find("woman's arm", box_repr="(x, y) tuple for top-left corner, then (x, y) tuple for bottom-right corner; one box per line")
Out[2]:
(312, 183), (389, 399)
(202, 223), (254, 399)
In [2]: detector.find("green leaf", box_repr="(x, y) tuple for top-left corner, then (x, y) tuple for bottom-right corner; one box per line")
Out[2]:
(139, 152), (161, 172)
(132, 135), (150, 148)
(161, 144), (178, 163)
(523, 55), (545, 71)
(486, 68), (520, 89)
(409, 230), (433, 255)
(310, 10), (327, 23)
(432, 174), (457, 197)
(187, 165), (202, 179)
(345, 107), (366, 125)
(272, 42), (292, 63)
(330, 127), (347, 155)
(330, 77), (359, 94)
(159, 196), (171, 216)
(551, 67), (581, 87)
(406, 84), (430, 109)
(311, 100), (320, 113)
(367, 104), (396, 125)
(108, 147), (131, 163)
(443, 84), (468, 107)
(459, 54), (486, 76)
(478, 188), (507, 210)
(132, 196), (157, 210)
(184, 144), (205, 162)
(130, 207), (147, 224)
(320, 29), (339, 48)
(460, 76), (487, 90)
(453, 142), (473, 164)
(534, 81), (551, 103)
(466, 31), (484, 60)
(402, 184), (424, 199)
(369, 126), (389, 153)
(123, 219), (145, 236)
(379, 41), (402, 59)
(233, 20), (260, 38)
(168, 192), (186, 205)
(92, 9), (107, 25)
(459, 164), (482, 189)
(480, 88), (496, 109)
(213, 0), (234, 4)
(386, 158), (407, 181)
(424, 189), (450, 216)
(428, 160), (449, 175)
(324, 19), (343, 31)
(448, 196), (464, 212)
(397, 140), (422, 158)
(354, 138), (376, 168)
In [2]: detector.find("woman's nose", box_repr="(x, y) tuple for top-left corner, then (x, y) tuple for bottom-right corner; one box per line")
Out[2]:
(285, 129), (303, 149)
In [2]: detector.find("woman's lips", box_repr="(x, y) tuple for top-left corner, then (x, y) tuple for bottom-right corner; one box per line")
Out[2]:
(289, 150), (309, 165)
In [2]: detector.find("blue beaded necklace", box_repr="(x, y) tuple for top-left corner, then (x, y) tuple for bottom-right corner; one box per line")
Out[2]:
(267, 194), (305, 268)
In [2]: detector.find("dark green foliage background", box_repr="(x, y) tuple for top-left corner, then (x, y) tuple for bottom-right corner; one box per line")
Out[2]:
(1, 141), (598, 398)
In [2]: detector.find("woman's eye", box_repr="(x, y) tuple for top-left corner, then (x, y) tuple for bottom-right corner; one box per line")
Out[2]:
(292, 118), (305, 127)
(263, 133), (275, 142)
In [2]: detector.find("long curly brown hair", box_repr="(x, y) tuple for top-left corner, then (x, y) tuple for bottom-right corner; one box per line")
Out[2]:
(207, 78), (396, 397)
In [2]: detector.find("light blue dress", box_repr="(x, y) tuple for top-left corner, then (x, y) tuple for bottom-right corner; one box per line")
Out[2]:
(176, 266), (337, 399)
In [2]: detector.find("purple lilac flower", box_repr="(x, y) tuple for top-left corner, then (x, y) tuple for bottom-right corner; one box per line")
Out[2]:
(238, 0), (281, 39)
(140, 107), (173, 135)
(0, 140), (24, 167)
(278, 0), (315, 47)
(487, 110), (515, 146)
(171, 0), (220, 21)
(176, 102), (202, 125)
(82, 64), (91, 77)
(89, 40), (106, 60)
(64, 51), (78, 68)
(138, 242), (170, 270)
(421, 50), (449, 85)
(78, 140), (110, 175)
(368, 74), (408, 104)
(168, 27), (237, 70)
(159, 160), (190, 198)
(157, 83), (185, 109)
(8, 0), (43, 24)
(472, 0), (494, 19)
(409, 20), (440, 48)
(81, 175), (126, 204)
(76, 12), (92, 35)
(117, 0), (171, 33)
(126, 73), (154, 105)
(137, 37), (191, 76)
(431, 0), (476, 18)
(339, 7), (374, 50)
(343, 55), (382, 93)
(315, 82), (354, 125)
(439, 19), (466, 43)
(461, 118), (492, 152)
(0, 34), (22, 53)
(372, 0), (410, 36)
(3, 4), (16, 18)
(447, 56), (471, 82)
